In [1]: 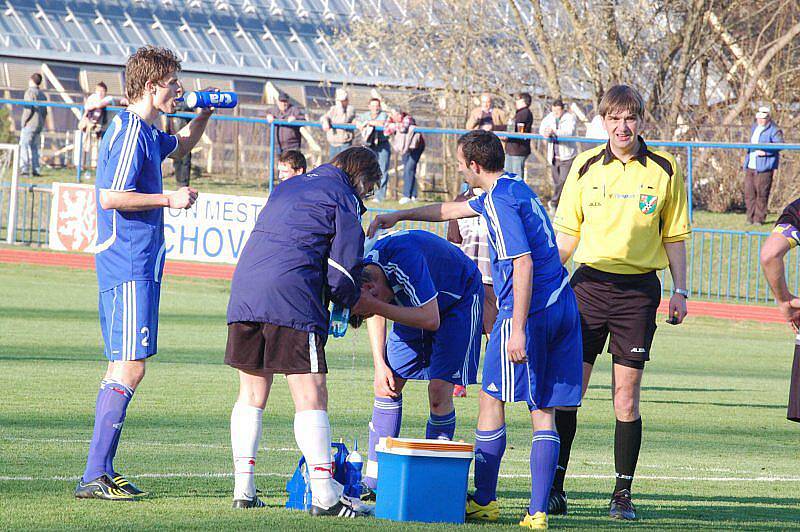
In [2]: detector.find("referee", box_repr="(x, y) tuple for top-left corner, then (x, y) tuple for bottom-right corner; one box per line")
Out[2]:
(759, 198), (800, 424)
(550, 85), (690, 520)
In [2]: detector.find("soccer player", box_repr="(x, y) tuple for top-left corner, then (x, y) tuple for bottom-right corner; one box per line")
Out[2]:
(760, 199), (800, 424)
(225, 148), (381, 516)
(277, 149), (307, 182)
(550, 85), (690, 519)
(75, 46), (212, 500)
(350, 230), (483, 499)
(368, 130), (583, 529)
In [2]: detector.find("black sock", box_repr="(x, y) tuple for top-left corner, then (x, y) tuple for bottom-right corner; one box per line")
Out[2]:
(614, 417), (642, 492)
(552, 409), (577, 492)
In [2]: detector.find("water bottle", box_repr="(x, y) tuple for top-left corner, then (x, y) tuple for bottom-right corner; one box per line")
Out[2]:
(181, 91), (238, 109)
(345, 441), (363, 498)
(329, 303), (350, 338)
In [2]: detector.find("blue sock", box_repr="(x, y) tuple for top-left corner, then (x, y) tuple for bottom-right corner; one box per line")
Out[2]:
(83, 379), (134, 482)
(529, 430), (560, 515)
(365, 395), (402, 490)
(473, 425), (506, 506)
(426, 410), (456, 440)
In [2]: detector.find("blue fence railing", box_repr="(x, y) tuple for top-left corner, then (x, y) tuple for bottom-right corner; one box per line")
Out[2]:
(3, 97), (800, 224)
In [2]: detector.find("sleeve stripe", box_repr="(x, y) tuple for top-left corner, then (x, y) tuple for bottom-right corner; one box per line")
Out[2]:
(327, 258), (355, 286)
(384, 262), (422, 306)
(110, 117), (137, 191)
(166, 135), (179, 158)
(111, 116), (141, 191)
(484, 192), (508, 258)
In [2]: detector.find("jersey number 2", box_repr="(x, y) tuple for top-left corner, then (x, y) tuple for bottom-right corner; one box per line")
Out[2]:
(140, 327), (150, 347)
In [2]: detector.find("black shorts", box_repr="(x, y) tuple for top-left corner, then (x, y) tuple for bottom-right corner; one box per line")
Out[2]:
(571, 266), (661, 369)
(225, 322), (327, 375)
(789, 343), (800, 423)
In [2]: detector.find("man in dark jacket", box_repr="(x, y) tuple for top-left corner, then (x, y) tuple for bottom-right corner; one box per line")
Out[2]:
(504, 92), (533, 180)
(267, 92), (305, 154)
(224, 147), (380, 517)
(743, 106), (784, 224)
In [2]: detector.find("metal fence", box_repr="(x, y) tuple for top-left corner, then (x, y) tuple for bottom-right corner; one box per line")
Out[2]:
(3, 99), (800, 305)
(4, 98), (800, 223)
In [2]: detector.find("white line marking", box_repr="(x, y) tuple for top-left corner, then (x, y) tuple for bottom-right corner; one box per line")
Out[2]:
(1, 472), (798, 483)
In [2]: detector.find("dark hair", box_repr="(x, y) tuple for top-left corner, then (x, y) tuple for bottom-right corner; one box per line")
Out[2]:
(125, 46), (182, 101)
(96, 81), (107, 91)
(517, 92), (531, 107)
(598, 85), (644, 118)
(331, 147), (381, 196)
(369, 97), (381, 105)
(457, 130), (505, 172)
(551, 98), (564, 108)
(348, 265), (382, 329)
(278, 149), (307, 173)
(30, 73), (43, 86)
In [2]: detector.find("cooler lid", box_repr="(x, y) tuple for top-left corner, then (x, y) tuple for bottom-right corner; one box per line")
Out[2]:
(376, 437), (474, 459)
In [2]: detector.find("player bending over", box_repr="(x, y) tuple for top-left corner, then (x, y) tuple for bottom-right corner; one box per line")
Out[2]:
(350, 229), (483, 500)
(369, 130), (583, 529)
(75, 46), (211, 500)
(224, 148), (380, 516)
(760, 199), (800, 424)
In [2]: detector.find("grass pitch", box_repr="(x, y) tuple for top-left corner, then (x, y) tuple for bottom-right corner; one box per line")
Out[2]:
(0, 262), (798, 530)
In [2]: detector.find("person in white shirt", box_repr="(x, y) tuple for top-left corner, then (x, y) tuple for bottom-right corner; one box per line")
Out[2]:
(539, 99), (577, 212)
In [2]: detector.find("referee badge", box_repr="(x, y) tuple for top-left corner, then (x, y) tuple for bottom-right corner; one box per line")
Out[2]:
(639, 194), (658, 215)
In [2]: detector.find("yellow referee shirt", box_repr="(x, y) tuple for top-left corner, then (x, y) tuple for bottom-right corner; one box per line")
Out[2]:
(553, 138), (691, 274)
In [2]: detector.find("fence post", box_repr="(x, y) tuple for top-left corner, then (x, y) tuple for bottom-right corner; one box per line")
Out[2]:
(268, 121), (276, 194)
(76, 128), (83, 183)
(687, 145), (693, 224)
(6, 145), (20, 244)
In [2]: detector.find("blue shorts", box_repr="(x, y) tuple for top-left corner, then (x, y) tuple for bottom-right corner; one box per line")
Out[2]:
(482, 286), (583, 409)
(98, 280), (160, 361)
(386, 281), (483, 385)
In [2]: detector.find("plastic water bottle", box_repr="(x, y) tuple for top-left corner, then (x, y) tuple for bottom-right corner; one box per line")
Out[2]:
(329, 303), (350, 338)
(345, 441), (363, 498)
(181, 91), (238, 109)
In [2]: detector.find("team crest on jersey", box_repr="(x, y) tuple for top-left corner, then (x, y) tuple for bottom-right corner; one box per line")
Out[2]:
(639, 194), (658, 215)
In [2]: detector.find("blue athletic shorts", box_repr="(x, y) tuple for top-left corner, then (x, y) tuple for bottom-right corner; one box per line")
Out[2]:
(386, 279), (483, 385)
(98, 280), (160, 361)
(482, 285), (583, 409)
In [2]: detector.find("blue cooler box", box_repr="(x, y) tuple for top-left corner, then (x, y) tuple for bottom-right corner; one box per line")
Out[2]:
(375, 437), (474, 524)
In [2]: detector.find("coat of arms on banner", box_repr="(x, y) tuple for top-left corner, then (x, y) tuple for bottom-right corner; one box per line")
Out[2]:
(639, 194), (658, 215)
(49, 183), (97, 252)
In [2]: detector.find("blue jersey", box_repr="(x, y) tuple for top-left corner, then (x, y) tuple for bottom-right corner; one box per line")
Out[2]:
(364, 230), (481, 315)
(94, 110), (178, 291)
(468, 174), (569, 313)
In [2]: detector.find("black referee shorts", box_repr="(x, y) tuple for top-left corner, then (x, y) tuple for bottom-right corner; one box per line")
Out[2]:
(570, 266), (661, 369)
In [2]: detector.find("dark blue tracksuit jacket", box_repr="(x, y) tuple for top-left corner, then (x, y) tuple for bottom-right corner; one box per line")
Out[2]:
(226, 164), (365, 341)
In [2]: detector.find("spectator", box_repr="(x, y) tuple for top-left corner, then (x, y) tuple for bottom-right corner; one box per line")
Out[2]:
(19, 73), (47, 177)
(266, 92), (305, 154)
(504, 92), (533, 179)
(466, 92), (508, 131)
(277, 149), (307, 181)
(166, 98), (192, 187)
(539, 98), (577, 212)
(743, 106), (784, 225)
(385, 110), (425, 204)
(321, 88), (355, 159)
(357, 98), (391, 202)
(80, 82), (126, 170)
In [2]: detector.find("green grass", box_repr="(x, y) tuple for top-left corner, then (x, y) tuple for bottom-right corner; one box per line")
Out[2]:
(1, 261), (799, 530)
